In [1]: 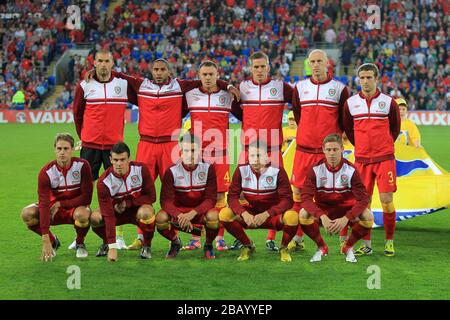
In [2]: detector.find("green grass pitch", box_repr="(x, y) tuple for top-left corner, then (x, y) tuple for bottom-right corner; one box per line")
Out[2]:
(0, 124), (449, 300)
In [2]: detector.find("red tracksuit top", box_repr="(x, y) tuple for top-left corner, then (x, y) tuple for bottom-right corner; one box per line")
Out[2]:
(228, 164), (293, 216)
(97, 161), (156, 244)
(343, 90), (401, 163)
(38, 157), (93, 234)
(185, 86), (242, 152)
(160, 161), (217, 217)
(73, 74), (137, 150)
(239, 77), (293, 148)
(301, 158), (369, 220)
(113, 72), (231, 143)
(292, 76), (349, 153)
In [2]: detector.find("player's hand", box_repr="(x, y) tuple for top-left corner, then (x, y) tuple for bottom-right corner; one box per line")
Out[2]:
(114, 201), (127, 214)
(50, 202), (61, 221)
(329, 216), (349, 235)
(320, 215), (333, 234)
(228, 85), (241, 102)
(108, 248), (117, 262)
(253, 211), (270, 227)
(178, 211), (197, 231)
(84, 69), (95, 82)
(241, 211), (255, 228)
(41, 235), (53, 262)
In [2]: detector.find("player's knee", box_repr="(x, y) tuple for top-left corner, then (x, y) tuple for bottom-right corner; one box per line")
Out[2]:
(21, 207), (38, 226)
(205, 210), (219, 229)
(299, 208), (314, 225)
(282, 210), (299, 226)
(89, 210), (103, 228)
(74, 206), (90, 224)
(155, 210), (170, 230)
(219, 207), (235, 222)
(137, 205), (155, 224)
(381, 201), (395, 213)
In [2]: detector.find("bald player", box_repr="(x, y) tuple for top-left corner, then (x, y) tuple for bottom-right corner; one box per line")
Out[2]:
(289, 49), (350, 251)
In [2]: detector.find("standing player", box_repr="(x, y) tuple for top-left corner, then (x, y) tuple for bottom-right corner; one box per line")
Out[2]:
(237, 51), (294, 251)
(343, 63), (401, 256)
(73, 49), (137, 250)
(90, 142), (157, 261)
(289, 49), (350, 251)
(396, 98), (421, 147)
(108, 59), (239, 250)
(300, 134), (374, 263)
(183, 60), (243, 251)
(20, 133), (93, 261)
(156, 134), (219, 259)
(220, 141), (298, 262)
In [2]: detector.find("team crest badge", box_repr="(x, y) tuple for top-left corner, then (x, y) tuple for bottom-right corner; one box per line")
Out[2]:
(219, 95), (226, 105)
(341, 174), (349, 185)
(131, 175), (140, 184)
(266, 176), (274, 185)
(198, 172), (206, 180)
(72, 171), (80, 180)
(379, 101), (386, 109)
(114, 86), (121, 94)
(270, 88), (277, 96)
(328, 88), (336, 96)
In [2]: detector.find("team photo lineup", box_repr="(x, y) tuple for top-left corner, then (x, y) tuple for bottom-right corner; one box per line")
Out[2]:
(2, 0), (449, 301)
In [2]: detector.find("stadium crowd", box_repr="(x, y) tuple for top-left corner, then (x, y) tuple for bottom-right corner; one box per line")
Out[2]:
(1, 0), (448, 111)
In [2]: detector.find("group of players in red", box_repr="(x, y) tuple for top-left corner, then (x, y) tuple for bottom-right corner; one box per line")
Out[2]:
(21, 49), (401, 263)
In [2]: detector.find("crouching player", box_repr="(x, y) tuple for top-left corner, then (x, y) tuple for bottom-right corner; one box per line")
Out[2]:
(21, 133), (93, 261)
(300, 134), (374, 263)
(219, 140), (298, 262)
(90, 142), (156, 261)
(156, 134), (219, 259)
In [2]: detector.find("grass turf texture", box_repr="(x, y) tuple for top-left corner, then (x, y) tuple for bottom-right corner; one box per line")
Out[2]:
(0, 124), (449, 300)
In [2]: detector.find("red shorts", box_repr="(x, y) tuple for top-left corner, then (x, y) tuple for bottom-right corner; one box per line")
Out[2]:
(136, 140), (179, 181)
(113, 206), (140, 226)
(354, 159), (397, 196)
(237, 213), (284, 230)
(203, 153), (230, 193)
(291, 150), (325, 189)
(239, 146), (283, 168)
(30, 203), (76, 225)
(166, 207), (219, 227)
(315, 203), (354, 221)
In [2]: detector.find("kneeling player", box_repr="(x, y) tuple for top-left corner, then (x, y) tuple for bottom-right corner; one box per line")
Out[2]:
(300, 134), (374, 263)
(21, 133), (93, 261)
(219, 140), (298, 262)
(90, 142), (156, 261)
(156, 134), (219, 259)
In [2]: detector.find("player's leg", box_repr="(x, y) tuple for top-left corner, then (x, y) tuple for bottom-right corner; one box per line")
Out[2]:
(136, 204), (156, 259)
(380, 192), (396, 256)
(21, 203), (59, 255)
(155, 210), (181, 259)
(342, 208), (374, 263)
(215, 191), (229, 251)
(299, 208), (328, 262)
(203, 209), (220, 259)
(353, 162), (376, 256)
(277, 210), (299, 262)
(377, 159), (397, 256)
(213, 160), (230, 251)
(89, 209), (109, 257)
(219, 207), (254, 261)
(72, 206), (91, 258)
